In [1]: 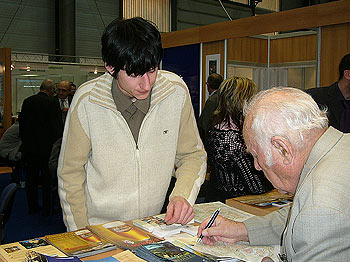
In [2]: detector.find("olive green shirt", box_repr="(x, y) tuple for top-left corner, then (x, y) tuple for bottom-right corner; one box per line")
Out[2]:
(111, 79), (150, 143)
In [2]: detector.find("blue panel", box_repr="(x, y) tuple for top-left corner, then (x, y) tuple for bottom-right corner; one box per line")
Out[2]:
(162, 44), (200, 120)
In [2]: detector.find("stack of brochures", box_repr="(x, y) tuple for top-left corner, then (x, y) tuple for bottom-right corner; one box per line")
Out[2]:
(135, 241), (210, 262)
(132, 215), (199, 238)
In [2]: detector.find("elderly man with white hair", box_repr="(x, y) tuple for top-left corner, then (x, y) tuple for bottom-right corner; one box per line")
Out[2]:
(198, 87), (350, 261)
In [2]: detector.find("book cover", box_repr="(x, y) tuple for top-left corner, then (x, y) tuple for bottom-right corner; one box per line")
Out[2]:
(45, 228), (116, 258)
(86, 250), (146, 262)
(135, 241), (210, 262)
(132, 216), (167, 232)
(24, 250), (82, 262)
(87, 220), (162, 251)
(0, 238), (67, 262)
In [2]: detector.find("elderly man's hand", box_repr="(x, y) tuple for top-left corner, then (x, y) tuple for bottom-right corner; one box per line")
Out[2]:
(164, 196), (194, 225)
(198, 215), (249, 245)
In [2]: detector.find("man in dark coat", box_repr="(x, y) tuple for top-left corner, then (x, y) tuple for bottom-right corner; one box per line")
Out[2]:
(19, 79), (63, 215)
(198, 73), (223, 150)
(56, 80), (73, 124)
(307, 53), (350, 133)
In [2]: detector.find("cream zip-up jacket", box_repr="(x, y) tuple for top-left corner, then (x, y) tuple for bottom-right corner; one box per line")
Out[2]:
(58, 71), (207, 231)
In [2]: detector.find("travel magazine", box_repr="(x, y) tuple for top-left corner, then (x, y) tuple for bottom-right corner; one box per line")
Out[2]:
(45, 228), (115, 258)
(87, 220), (162, 251)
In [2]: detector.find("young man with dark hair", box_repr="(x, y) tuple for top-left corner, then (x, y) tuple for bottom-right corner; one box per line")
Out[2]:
(58, 17), (206, 231)
(307, 53), (350, 133)
(69, 82), (76, 97)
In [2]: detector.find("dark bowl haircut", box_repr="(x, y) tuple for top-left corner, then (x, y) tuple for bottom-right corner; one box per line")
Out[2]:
(101, 17), (163, 78)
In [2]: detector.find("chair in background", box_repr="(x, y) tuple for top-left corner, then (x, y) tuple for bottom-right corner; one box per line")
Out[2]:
(0, 183), (19, 243)
(0, 159), (15, 181)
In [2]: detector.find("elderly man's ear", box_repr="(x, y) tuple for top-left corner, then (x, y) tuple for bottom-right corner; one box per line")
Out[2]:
(271, 136), (293, 165)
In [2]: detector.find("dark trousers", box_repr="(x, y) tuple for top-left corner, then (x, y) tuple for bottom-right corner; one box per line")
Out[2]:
(25, 162), (52, 214)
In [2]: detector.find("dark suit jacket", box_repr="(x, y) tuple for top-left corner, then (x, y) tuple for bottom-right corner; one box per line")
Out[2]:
(198, 91), (218, 150)
(19, 92), (63, 163)
(55, 95), (73, 107)
(55, 95), (73, 124)
(307, 82), (340, 130)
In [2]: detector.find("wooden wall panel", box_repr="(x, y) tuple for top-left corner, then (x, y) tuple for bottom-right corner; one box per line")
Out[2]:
(0, 48), (12, 137)
(227, 37), (267, 64)
(320, 23), (350, 86)
(162, 0), (350, 48)
(270, 34), (317, 64)
(201, 41), (225, 107)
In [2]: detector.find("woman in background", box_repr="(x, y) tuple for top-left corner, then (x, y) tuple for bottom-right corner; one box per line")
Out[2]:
(206, 76), (272, 203)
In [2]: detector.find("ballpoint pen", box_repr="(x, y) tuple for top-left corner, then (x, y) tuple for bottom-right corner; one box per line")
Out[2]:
(196, 208), (221, 244)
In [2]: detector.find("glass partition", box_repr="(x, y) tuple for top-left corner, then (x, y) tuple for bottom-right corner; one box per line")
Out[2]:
(11, 62), (105, 116)
(226, 30), (318, 91)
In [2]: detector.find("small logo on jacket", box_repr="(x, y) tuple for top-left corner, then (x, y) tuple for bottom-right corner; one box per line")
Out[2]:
(163, 130), (168, 134)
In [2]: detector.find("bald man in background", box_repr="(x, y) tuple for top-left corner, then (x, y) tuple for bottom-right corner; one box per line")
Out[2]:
(56, 80), (72, 123)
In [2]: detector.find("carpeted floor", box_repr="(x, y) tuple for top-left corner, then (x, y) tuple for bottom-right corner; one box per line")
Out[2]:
(0, 171), (66, 244)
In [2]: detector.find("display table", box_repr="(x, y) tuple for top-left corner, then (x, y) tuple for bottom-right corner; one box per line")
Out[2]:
(225, 189), (293, 216)
(0, 196), (285, 262)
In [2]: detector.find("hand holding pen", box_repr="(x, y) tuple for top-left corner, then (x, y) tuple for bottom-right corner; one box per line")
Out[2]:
(197, 210), (249, 246)
(196, 208), (221, 244)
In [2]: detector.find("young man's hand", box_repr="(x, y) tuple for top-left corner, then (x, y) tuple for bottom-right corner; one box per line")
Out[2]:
(164, 196), (194, 225)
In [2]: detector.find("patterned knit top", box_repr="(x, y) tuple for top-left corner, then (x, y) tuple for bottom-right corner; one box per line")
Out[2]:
(207, 120), (272, 197)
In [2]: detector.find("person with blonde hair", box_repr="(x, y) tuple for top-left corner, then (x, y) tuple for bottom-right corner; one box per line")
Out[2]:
(205, 76), (272, 202)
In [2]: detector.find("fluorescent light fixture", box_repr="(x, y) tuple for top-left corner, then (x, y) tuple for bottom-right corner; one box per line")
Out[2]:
(21, 74), (40, 77)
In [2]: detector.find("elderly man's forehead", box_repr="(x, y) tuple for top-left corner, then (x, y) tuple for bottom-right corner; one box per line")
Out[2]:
(59, 82), (70, 89)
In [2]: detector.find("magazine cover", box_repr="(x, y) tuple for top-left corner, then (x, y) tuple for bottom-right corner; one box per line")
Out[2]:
(135, 241), (210, 262)
(0, 238), (67, 262)
(45, 228), (115, 258)
(88, 220), (162, 251)
(133, 216), (167, 232)
(24, 250), (82, 262)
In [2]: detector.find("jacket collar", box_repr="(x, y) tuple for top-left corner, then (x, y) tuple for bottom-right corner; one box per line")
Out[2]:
(89, 71), (176, 111)
(295, 127), (343, 195)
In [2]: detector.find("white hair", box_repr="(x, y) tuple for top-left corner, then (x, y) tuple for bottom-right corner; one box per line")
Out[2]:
(243, 87), (328, 166)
